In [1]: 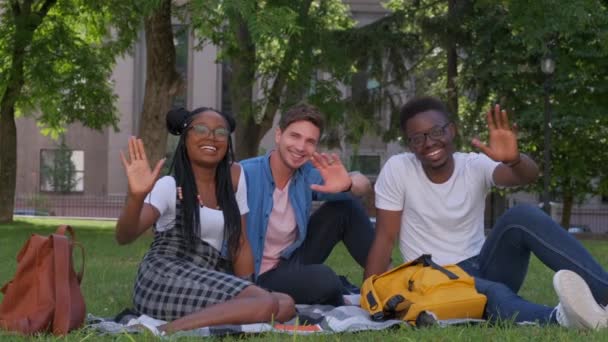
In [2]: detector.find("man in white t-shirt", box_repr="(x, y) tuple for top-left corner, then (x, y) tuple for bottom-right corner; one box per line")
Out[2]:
(365, 96), (608, 329)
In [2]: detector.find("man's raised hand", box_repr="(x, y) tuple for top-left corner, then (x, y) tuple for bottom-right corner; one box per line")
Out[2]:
(471, 104), (520, 164)
(310, 152), (352, 193)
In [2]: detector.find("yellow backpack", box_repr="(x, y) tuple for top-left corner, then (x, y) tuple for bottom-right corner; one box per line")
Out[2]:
(361, 254), (487, 325)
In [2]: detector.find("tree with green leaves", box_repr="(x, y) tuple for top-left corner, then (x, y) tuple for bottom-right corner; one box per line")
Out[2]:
(186, 0), (353, 159)
(452, 0), (608, 228)
(126, 0), (424, 166)
(382, 0), (608, 228)
(137, 0), (184, 166)
(0, 0), (141, 223)
(180, 1), (421, 159)
(377, 0), (473, 142)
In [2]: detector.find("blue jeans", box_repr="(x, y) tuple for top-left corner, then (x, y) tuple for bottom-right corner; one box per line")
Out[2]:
(457, 204), (608, 324)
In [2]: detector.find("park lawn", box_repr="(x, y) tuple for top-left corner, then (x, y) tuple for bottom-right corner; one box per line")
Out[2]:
(0, 218), (607, 341)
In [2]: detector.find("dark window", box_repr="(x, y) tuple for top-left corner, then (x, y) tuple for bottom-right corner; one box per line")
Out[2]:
(351, 69), (382, 115)
(351, 155), (381, 176)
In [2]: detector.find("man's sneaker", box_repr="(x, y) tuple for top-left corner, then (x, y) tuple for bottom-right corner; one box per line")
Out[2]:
(554, 303), (575, 328)
(553, 269), (608, 329)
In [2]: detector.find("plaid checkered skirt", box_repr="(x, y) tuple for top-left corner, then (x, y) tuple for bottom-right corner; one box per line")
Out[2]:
(132, 203), (251, 321)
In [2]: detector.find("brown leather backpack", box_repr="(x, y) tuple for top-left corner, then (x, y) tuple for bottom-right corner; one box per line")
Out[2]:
(0, 225), (85, 336)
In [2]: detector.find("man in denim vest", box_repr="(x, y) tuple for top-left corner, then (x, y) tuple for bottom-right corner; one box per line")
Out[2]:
(241, 103), (374, 305)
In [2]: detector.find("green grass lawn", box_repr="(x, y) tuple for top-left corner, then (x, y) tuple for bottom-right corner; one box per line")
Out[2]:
(1, 218), (608, 341)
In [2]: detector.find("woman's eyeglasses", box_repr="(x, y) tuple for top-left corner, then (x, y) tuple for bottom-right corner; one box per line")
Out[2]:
(189, 124), (230, 141)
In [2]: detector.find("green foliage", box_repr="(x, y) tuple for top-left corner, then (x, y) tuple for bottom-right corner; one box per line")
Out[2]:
(383, 0), (608, 206)
(455, 0), (608, 204)
(0, 0), (146, 135)
(186, 0), (417, 150)
(363, 1), (470, 142)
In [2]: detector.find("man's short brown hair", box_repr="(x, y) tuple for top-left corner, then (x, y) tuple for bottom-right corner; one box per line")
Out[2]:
(279, 103), (324, 135)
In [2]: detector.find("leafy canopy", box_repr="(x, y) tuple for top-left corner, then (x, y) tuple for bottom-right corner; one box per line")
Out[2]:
(0, 0), (146, 136)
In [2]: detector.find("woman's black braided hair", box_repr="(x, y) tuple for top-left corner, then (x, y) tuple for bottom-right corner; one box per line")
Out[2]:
(165, 107), (241, 258)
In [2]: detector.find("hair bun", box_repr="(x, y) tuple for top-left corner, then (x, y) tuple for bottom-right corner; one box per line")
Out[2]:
(166, 107), (191, 135)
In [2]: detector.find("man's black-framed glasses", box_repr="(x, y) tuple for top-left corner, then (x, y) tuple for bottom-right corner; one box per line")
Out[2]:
(189, 124), (230, 141)
(407, 123), (451, 148)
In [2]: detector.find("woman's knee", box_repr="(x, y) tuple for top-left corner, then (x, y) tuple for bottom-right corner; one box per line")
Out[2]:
(272, 292), (296, 322)
(237, 285), (280, 321)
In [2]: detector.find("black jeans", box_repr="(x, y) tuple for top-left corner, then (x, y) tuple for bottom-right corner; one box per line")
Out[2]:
(256, 196), (374, 306)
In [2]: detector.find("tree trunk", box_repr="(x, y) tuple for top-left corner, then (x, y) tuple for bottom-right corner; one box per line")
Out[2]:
(0, 1), (56, 223)
(0, 94), (19, 224)
(561, 191), (574, 230)
(446, 0), (459, 118)
(138, 0), (183, 165)
(235, 116), (267, 159)
(231, 0), (314, 159)
(230, 13), (257, 160)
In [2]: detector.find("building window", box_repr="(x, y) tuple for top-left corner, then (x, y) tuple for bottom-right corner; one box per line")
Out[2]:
(350, 155), (381, 176)
(40, 149), (85, 193)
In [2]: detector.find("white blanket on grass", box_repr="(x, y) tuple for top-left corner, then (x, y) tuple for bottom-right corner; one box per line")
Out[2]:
(87, 303), (486, 338)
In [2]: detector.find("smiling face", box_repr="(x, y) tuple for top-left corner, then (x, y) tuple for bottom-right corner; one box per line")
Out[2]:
(274, 119), (320, 171)
(404, 110), (456, 178)
(185, 110), (230, 167)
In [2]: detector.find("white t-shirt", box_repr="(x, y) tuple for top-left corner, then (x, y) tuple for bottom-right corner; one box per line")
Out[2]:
(144, 171), (249, 252)
(375, 152), (499, 265)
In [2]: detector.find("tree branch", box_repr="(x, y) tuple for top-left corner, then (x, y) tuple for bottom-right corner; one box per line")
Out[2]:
(9, 0), (21, 16)
(260, 0), (314, 131)
(22, 0), (33, 12)
(37, 0), (57, 18)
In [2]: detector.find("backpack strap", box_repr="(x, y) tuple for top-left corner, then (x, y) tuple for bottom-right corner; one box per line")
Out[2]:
(55, 225), (84, 282)
(413, 254), (459, 280)
(362, 276), (386, 321)
(71, 242), (85, 283)
(55, 225), (74, 238)
(51, 234), (71, 336)
(383, 294), (405, 316)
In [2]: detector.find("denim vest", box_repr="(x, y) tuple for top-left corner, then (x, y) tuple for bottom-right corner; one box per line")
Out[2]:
(241, 152), (347, 276)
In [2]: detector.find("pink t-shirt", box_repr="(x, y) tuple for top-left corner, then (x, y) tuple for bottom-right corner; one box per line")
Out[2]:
(259, 180), (297, 274)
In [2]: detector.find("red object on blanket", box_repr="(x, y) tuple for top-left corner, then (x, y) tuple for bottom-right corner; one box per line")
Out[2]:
(273, 323), (322, 333)
(0, 225), (86, 336)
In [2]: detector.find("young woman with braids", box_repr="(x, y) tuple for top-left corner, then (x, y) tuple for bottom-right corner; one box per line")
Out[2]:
(115, 107), (295, 333)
